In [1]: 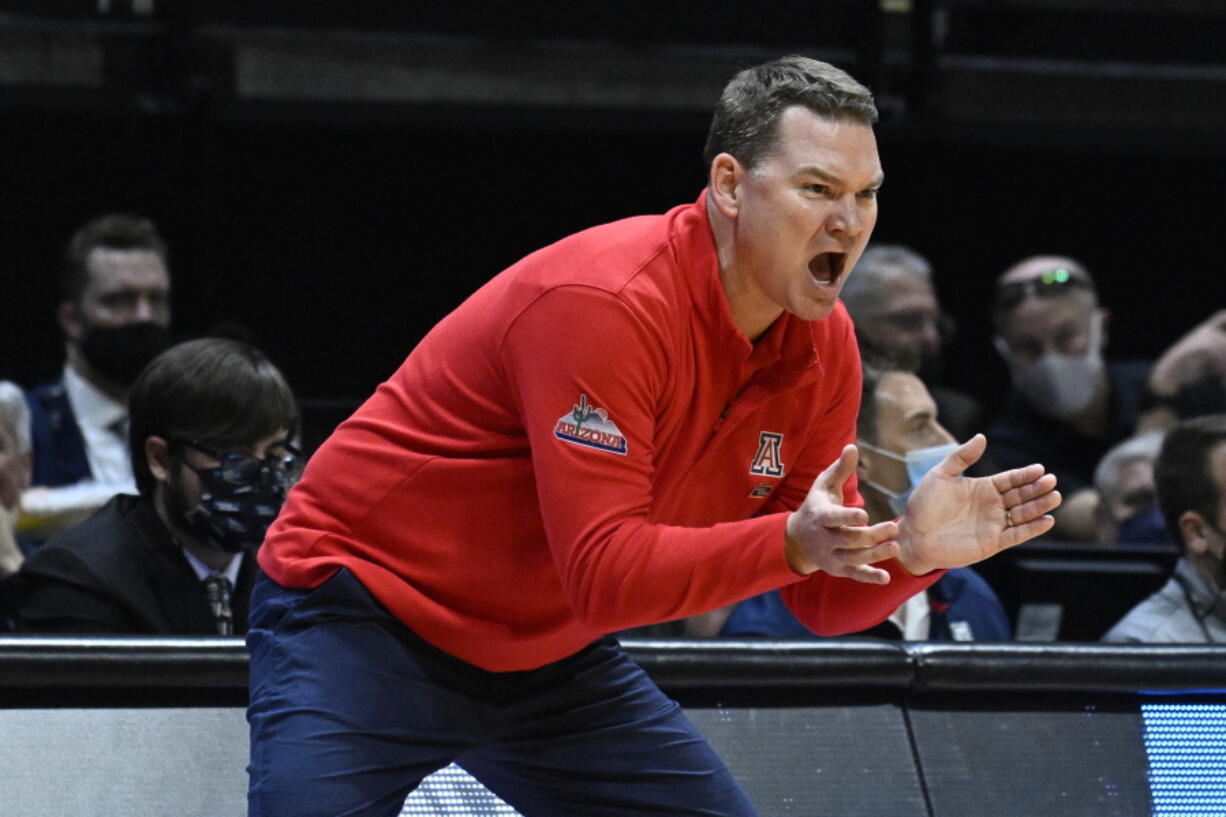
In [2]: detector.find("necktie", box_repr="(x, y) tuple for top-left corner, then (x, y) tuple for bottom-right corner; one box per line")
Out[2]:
(202, 575), (234, 636)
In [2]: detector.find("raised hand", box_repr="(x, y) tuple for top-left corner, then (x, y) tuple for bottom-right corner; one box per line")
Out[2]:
(895, 434), (1061, 576)
(1149, 309), (1226, 398)
(785, 444), (902, 584)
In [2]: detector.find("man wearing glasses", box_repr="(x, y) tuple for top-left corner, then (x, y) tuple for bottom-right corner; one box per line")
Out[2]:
(12, 338), (300, 635)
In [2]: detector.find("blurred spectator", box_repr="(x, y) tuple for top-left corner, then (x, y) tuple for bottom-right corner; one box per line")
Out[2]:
(0, 382), (33, 629)
(840, 244), (983, 441)
(1142, 310), (1226, 427)
(0, 381), (32, 573)
(715, 355), (1011, 641)
(990, 257), (1225, 541)
(1103, 414), (1226, 643)
(1092, 430), (1169, 546)
(22, 214), (173, 539)
(13, 339), (299, 635)
(988, 256), (1150, 540)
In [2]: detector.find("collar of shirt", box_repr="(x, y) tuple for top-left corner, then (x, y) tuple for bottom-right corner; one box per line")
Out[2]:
(889, 590), (932, 641)
(62, 364), (128, 434)
(182, 546), (244, 587)
(1174, 557), (1226, 625)
(62, 365), (135, 487)
(686, 190), (821, 389)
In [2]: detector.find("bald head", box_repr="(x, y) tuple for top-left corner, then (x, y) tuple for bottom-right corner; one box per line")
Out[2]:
(993, 254), (1098, 333)
(998, 255), (1094, 289)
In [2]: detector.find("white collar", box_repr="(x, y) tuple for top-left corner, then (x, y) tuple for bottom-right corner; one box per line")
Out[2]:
(182, 546), (244, 586)
(62, 364), (127, 433)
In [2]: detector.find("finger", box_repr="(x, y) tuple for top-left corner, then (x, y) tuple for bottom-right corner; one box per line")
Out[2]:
(1006, 490), (1063, 526)
(834, 520), (900, 550)
(816, 504), (870, 529)
(833, 538), (901, 567)
(845, 563), (892, 585)
(1000, 472), (1058, 508)
(814, 444), (859, 495)
(933, 433), (986, 478)
(1001, 514), (1057, 548)
(989, 462), (1047, 494)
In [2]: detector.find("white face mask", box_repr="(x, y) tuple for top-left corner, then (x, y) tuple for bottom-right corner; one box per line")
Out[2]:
(996, 311), (1106, 421)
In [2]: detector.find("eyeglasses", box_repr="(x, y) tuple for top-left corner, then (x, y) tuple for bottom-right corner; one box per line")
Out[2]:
(994, 267), (1092, 314)
(175, 439), (303, 485)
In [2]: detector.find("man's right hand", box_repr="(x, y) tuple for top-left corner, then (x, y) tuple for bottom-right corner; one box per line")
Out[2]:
(784, 444), (900, 583)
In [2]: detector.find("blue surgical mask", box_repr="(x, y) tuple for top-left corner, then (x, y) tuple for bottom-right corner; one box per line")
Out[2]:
(1117, 505), (1172, 546)
(859, 441), (958, 516)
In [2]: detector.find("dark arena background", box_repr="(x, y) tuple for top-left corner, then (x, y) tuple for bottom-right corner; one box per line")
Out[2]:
(2, 2), (1225, 816)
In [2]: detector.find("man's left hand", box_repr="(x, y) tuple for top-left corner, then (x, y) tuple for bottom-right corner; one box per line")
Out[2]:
(895, 434), (1061, 576)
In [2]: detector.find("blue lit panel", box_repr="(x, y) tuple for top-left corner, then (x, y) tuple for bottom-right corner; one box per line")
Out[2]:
(1143, 704), (1226, 817)
(400, 764), (522, 816)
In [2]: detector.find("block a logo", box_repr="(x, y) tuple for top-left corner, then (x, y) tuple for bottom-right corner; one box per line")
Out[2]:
(749, 431), (784, 477)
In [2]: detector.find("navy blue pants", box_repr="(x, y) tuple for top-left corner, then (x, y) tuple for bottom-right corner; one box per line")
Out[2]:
(246, 569), (758, 817)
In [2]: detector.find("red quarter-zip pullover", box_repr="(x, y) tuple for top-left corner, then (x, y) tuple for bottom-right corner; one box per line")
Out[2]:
(259, 192), (937, 671)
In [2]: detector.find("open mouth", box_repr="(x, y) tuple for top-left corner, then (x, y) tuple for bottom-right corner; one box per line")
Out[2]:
(808, 252), (847, 287)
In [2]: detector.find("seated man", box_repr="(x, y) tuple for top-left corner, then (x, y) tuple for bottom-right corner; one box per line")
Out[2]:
(839, 243), (983, 441)
(988, 257), (1223, 540)
(713, 353), (1011, 641)
(1103, 414), (1226, 643)
(22, 214), (174, 539)
(13, 338), (299, 635)
(1091, 430), (1169, 546)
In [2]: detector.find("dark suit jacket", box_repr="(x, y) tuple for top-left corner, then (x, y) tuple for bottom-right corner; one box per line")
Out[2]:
(26, 378), (92, 488)
(13, 493), (257, 635)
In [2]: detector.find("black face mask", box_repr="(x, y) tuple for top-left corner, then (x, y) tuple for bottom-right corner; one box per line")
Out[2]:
(170, 441), (299, 554)
(80, 321), (172, 387)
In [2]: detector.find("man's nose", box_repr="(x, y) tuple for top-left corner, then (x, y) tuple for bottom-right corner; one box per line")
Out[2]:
(826, 196), (865, 237)
(132, 296), (157, 322)
(918, 320), (941, 355)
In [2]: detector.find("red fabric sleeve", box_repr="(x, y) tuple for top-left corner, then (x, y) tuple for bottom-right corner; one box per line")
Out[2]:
(501, 286), (801, 632)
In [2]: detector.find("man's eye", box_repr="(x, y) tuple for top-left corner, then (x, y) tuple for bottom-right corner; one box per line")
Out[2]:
(1012, 341), (1041, 361)
(805, 184), (830, 196)
(100, 293), (137, 308)
(857, 188), (879, 200)
(888, 313), (932, 332)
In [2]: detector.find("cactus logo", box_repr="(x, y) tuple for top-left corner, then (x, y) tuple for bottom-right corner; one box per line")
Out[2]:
(553, 394), (628, 455)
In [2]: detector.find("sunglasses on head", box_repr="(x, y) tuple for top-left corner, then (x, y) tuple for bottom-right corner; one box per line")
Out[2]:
(994, 267), (1091, 313)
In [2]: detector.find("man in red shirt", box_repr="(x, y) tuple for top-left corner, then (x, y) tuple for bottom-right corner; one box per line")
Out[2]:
(248, 56), (1060, 817)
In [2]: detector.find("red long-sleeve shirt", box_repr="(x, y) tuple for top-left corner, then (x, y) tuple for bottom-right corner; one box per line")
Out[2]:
(260, 192), (937, 671)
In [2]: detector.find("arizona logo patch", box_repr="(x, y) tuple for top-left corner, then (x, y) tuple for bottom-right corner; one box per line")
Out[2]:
(553, 394), (628, 455)
(749, 431), (785, 477)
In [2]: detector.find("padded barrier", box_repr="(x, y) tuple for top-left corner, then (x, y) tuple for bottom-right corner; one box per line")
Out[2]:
(7, 636), (1222, 697)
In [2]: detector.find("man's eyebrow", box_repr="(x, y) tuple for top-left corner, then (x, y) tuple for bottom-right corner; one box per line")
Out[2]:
(796, 165), (885, 189)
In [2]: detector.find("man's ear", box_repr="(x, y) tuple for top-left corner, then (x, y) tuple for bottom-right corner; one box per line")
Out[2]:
(57, 300), (83, 342)
(145, 436), (172, 483)
(1098, 307), (1112, 351)
(1178, 510), (1211, 555)
(708, 153), (745, 219)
